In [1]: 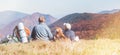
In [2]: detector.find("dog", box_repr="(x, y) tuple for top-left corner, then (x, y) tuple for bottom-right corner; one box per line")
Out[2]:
(54, 27), (67, 41)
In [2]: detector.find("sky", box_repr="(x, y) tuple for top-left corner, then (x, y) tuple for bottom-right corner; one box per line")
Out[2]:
(0, 0), (120, 18)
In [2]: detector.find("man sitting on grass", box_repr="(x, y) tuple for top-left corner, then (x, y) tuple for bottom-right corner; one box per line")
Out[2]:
(31, 16), (53, 41)
(63, 23), (79, 41)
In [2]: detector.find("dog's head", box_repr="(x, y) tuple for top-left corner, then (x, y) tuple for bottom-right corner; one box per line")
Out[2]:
(55, 27), (63, 34)
(54, 27), (66, 40)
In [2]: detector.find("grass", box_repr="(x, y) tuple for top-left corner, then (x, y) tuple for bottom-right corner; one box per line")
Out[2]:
(97, 16), (120, 39)
(0, 39), (120, 55)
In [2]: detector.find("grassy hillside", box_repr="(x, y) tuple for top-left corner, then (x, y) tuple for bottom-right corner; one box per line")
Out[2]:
(51, 12), (120, 39)
(0, 39), (120, 55)
(97, 12), (120, 39)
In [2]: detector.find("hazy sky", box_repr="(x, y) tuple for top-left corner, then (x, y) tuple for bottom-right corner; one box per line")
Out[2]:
(0, 0), (120, 18)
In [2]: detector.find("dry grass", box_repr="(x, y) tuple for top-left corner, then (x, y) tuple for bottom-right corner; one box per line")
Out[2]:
(97, 15), (120, 39)
(0, 39), (120, 55)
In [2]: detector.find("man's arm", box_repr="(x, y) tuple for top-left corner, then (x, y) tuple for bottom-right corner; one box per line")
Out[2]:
(31, 27), (37, 40)
(46, 26), (53, 40)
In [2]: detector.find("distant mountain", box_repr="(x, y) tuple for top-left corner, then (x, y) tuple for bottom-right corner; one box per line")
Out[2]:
(50, 12), (120, 39)
(0, 12), (57, 37)
(99, 9), (120, 14)
(0, 11), (29, 28)
(50, 13), (99, 28)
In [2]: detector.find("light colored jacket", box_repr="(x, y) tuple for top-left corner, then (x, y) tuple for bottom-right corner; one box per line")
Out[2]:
(64, 29), (76, 41)
(31, 23), (53, 41)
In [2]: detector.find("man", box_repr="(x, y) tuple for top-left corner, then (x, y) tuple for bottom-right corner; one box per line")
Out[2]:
(63, 23), (78, 41)
(31, 16), (53, 41)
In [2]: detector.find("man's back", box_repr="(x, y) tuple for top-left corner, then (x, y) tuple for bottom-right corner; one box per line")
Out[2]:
(31, 23), (53, 41)
(64, 30), (76, 41)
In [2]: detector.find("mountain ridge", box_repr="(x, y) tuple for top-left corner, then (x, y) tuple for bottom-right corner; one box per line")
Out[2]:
(50, 12), (120, 39)
(0, 12), (57, 37)
(0, 10), (29, 28)
(99, 9), (120, 14)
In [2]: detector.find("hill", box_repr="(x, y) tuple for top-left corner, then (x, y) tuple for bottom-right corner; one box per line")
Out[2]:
(99, 9), (120, 14)
(0, 11), (29, 28)
(0, 12), (56, 37)
(50, 12), (120, 39)
(98, 12), (120, 39)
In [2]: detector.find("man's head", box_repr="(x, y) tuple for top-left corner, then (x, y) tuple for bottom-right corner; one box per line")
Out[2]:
(38, 16), (45, 23)
(63, 23), (71, 30)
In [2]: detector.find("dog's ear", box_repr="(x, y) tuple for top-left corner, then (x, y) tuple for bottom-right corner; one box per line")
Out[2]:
(55, 27), (62, 32)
